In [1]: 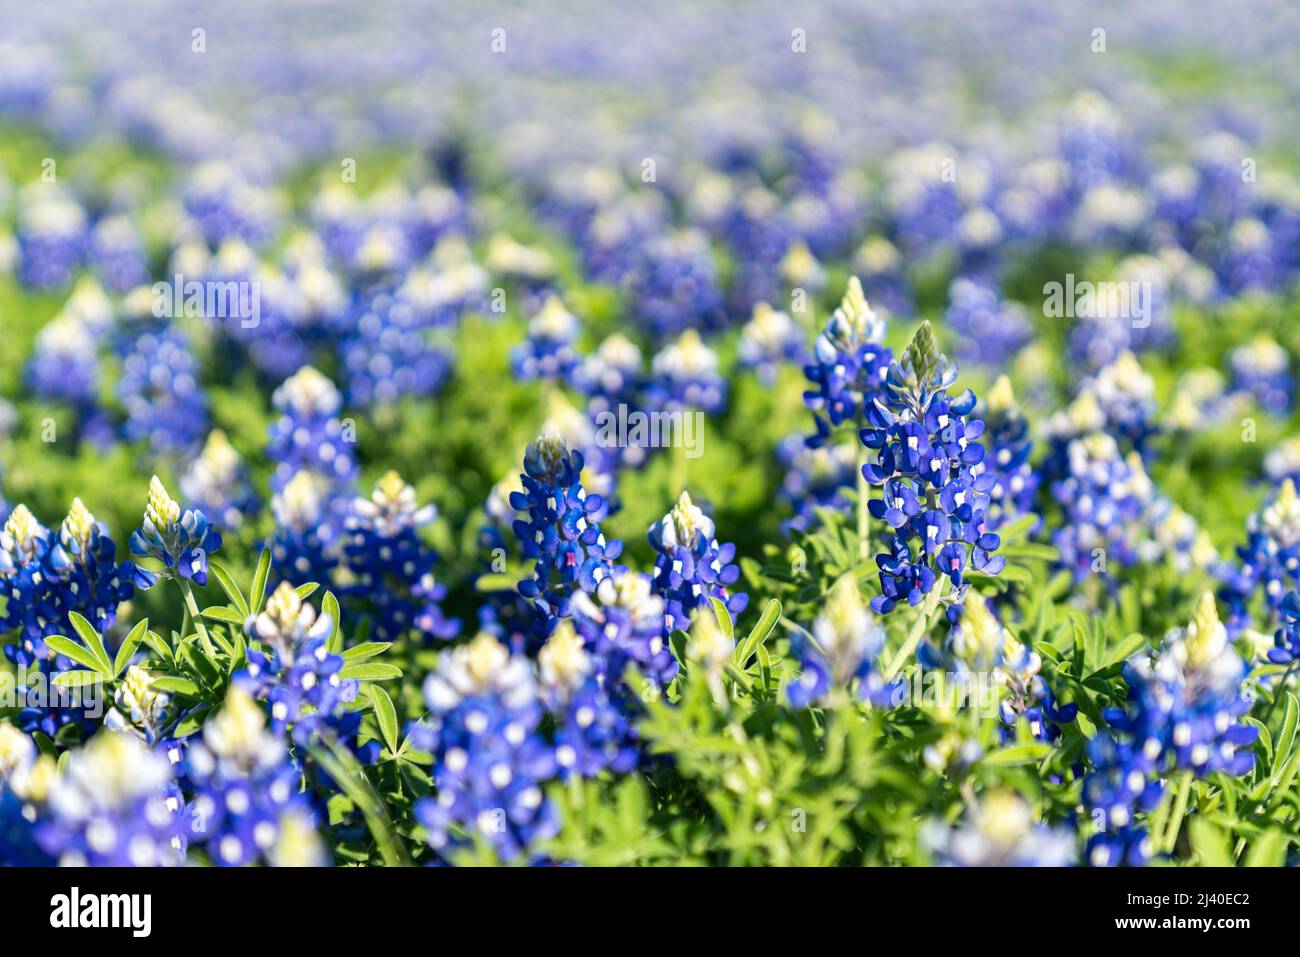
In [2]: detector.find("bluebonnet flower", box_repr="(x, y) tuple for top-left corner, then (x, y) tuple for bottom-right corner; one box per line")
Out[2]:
(851, 237), (912, 319)
(944, 278), (1032, 368)
(185, 687), (327, 866)
(861, 321), (1003, 614)
(103, 665), (174, 747)
(512, 435), (622, 639)
(129, 476), (223, 589)
(627, 229), (726, 341)
(1229, 335), (1293, 416)
(1086, 595), (1257, 866)
(268, 366), (358, 493)
(779, 240), (827, 296)
(787, 575), (893, 708)
(27, 312), (101, 410)
(180, 430), (258, 532)
(34, 731), (184, 866)
(1045, 352), (1157, 463)
(777, 435), (858, 533)
(341, 471), (458, 644)
(1218, 478), (1300, 631)
(935, 596), (1075, 743)
(510, 295), (581, 383)
(1264, 438), (1300, 489)
(976, 377), (1039, 529)
(269, 470), (345, 590)
(1270, 591), (1300, 665)
(413, 632), (558, 862)
(0, 499), (135, 670)
(738, 302), (806, 384)
(1218, 218), (1278, 294)
(1163, 368), (1242, 436)
(182, 161), (278, 248)
(0, 725), (56, 864)
(341, 285), (455, 409)
(89, 214), (148, 292)
(802, 276), (892, 446)
(648, 491), (747, 634)
(16, 193), (85, 290)
(882, 144), (969, 260)
(571, 569), (675, 690)
(117, 323), (209, 455)
(236, 583), (362, 749)
(647, 329), (726, 415)
(574, 333), (644, 411)
(538, 621), (639, 777)
(926, 791), (1074, 867)
(1048, 434), (1150, 583)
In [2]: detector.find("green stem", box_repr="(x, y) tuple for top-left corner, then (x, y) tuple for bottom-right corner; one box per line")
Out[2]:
(882, 580), (947, 683)
(1162, 772), (1193, 854)
(178, 580), (216, 658)
(310, 735), (412, 867)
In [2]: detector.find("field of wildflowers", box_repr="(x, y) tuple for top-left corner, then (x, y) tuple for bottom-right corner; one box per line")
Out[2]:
(1, 1), (1299, 873)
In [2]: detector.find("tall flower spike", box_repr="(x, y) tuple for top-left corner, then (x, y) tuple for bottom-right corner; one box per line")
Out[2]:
(130, 475), (222, 588)
(861, 321), (1001, 616)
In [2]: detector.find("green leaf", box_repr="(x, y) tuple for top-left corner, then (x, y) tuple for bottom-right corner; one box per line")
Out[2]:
(981, 743), (1053, 766)
(370, 686), (400, 754)
(1274, 693), (1298, 771)
(1190, 818), (1235, 867)
(151, 676), (202, 697)
(733, 599), (781, 667)
(172, 706), (212, 738)
(201, 605), (247, 625)
(709, 597), (734, 642)
(474, 573), (518, 593)
(52, 669), (104, 688)
(114, 619), (149, 677)
(208, 561), (250, 617)
(68, 611), (113, 673)
(323, 591), (343, 654)
(339, 662), (402, 682)
(143, 630), (173, 666)
(1244, 830), (1288, 867)
(43, 635), (110, 676)
(294, 582), (320, 601)
(249, 547), (272, 614)
(340, 642), (392, 661)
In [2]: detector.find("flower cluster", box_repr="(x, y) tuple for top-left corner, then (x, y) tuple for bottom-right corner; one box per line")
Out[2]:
(129, 476), (222, 589)
(340, 471), (458, 644)
(1218, 478), (1300, 631)
(0, 500), (135, 672)
(184, 688), (327, 866)
(788, 575), (892, 708)
(1086, 595), (1257, 866)
(511, 295), (580, 383)
(861, 321), (1002, 615)
(511, 435), (622, 639)
(801, 276), (892, 447)
(33, 731), (185, 866)
(648, 491), (746, 634)
(944, 278), (1032, 368)
(926, 791), (1074, 867)
(180, 430), (258, 532)
(975, 377), (1039, 529)
(413, 632), (558, 862)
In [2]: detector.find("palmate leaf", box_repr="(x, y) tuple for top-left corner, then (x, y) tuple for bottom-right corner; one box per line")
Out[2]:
(68, 611), (113, 674)
(113, 619), (149, 677)
(43, 635), (111, 677)
(369, 686), (400, 754)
